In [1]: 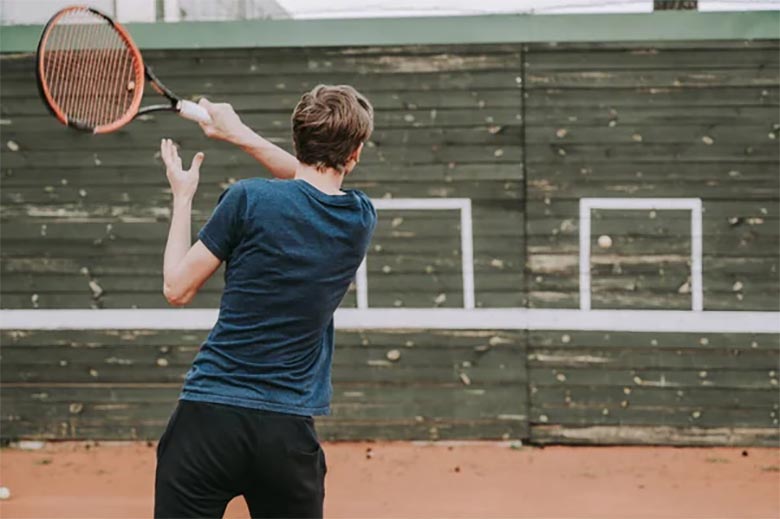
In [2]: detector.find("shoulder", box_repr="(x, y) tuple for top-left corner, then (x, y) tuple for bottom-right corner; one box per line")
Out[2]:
(238, 177), (297, 198)
(350, 189), (377, 224)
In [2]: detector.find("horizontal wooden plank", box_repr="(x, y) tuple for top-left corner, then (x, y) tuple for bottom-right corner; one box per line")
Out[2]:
(525, 48), (780, 71)
(0, 181), (523, 207)
(0, 290), (532, 310)
(526, 200), (780, 220)
(3, 359), (523, 385)
(0, 45), (526, 67)
(527, 347), (779, 369)
(1, 386), (526, 423)
(525, 68), (780, 88)
(530, 424), (779, 446)
(1, 415), (525, 441)
(0, 70), (524, 98)
(1, 341), (525, 371)
(526, 41), (780, 52)
(2, 125), (523, 148)
(526, 234), (779, 257)
(529, 367), (778, 389)
(0, 253), (524, 276)
(0, 384), (527, 440)
(1, 106), (524, 132)
(526, 125), (778, 145)
(526, 290), (779, 312)
(526, 143), (778, 162)
(0, 164), (525, 187)
(1, 51), (524, 79)
(0, 329), (525, 348)
(0, 145), (524, 169)
(529, 406), (776, 428)
(531, 386), (779, 409)
(526, 87), (779, 109)
(528, 254), (777, 277)
(525, 106), (776, 126)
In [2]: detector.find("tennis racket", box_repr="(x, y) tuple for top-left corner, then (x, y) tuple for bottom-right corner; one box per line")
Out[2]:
(36, 5), (211, 134)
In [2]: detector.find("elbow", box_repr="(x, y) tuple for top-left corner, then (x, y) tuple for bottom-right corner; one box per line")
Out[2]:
(163, 282), (193, 307)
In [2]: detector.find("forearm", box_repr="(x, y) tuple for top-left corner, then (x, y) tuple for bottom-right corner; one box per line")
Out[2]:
(233, 124), (298, 179)
(163, 197), (193, 284)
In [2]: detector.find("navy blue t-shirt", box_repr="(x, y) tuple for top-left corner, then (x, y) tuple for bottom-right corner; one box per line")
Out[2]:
(180, 178), (376, 416)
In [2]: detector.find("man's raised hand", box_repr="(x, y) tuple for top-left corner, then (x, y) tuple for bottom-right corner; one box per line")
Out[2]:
(161, 138), (204, 202)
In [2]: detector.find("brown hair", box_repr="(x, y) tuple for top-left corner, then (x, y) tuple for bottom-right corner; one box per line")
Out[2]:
(291, 84), (373, 173)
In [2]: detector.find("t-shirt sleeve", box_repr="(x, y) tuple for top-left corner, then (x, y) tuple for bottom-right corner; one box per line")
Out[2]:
(198, 182), (247, 261)
(356, 191), (377, 248)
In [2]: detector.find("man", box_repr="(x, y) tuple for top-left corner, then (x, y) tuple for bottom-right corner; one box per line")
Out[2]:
(154, 85), (376, 518)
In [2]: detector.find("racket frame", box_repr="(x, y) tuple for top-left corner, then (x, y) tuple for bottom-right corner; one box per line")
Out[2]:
(36, 5), (193, 134)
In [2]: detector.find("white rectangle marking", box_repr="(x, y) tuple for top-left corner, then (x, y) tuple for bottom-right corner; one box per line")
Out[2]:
(580, 198), (703, 312)
(357, 198), (475, 309)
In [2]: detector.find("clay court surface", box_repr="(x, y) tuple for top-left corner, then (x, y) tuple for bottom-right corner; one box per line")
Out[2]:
(0, 442), (778, 518)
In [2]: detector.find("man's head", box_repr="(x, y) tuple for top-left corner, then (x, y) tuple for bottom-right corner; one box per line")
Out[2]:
(292, 84), (373, 175)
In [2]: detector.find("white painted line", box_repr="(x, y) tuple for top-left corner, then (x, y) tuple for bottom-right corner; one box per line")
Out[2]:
(690, 199), (704, 311)
(0, 309), (220, 330)
(355, 257), (368, 310)
(580, 197), (703, 312)
(357, 198), (475, 309)
(580, 198), (704, 211)
(460, 200), (475, 309)
(372, 198), (469, 210)
(579, 199), (592, 311)
(1, 309), (778, 333)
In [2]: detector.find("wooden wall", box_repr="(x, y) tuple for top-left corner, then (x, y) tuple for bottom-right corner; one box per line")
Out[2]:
(1, 40), (778, 445)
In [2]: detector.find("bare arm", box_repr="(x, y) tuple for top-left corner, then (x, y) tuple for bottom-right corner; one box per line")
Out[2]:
(197, 98), (298, 180)
(160, 138), (222, 306)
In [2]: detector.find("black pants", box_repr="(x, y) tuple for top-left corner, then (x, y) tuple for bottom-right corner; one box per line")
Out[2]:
(155, 400), (326, 519)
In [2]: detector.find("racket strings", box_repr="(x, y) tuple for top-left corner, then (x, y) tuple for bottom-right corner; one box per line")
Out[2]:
(41, 7), (141, 129)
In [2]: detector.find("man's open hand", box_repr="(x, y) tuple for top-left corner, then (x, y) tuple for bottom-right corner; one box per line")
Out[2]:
(161, 138), (203, 202)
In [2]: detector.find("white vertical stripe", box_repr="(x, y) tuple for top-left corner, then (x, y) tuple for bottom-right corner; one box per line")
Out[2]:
(355, 256), (368, 309)
(460, 199), (475, 309)
(579, 199), (592, 310)
(691, 198), (704, 311)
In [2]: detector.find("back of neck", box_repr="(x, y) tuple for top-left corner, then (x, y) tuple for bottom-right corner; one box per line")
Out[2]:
(294, 163), (345, 195)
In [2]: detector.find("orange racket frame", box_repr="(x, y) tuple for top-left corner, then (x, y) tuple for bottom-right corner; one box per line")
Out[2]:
(36, 6), (210, 134)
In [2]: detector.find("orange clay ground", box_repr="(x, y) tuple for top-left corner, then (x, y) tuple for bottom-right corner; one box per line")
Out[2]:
(1, 442), (778, 518)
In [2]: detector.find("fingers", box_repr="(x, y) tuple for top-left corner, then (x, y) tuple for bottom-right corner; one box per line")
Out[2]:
(189, 151), (205, 172)
(160, 139), (182, 170)
(160, 138), (171, 168)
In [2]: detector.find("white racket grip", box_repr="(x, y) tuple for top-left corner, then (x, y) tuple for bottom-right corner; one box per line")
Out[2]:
(177, 100), (212, 124)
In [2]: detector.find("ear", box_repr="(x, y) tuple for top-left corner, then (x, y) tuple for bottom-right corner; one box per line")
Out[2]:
(351, 142), (364, 164)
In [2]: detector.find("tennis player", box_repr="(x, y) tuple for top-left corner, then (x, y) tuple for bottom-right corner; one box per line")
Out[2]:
(154, 85), (376, 518)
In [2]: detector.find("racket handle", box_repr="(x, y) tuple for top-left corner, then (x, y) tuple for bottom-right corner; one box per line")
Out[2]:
(178, 100), (212, 124)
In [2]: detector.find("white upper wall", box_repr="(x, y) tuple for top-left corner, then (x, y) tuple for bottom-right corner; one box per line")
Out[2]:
(1, 0), (777, 25)
(0, 0), (156, 24)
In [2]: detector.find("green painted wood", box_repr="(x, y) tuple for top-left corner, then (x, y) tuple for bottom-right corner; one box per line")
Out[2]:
(524, 36), (778, 319)
(532, 386), (779, 408)
(529, 406), (776, 428)
(2, 12), (778, 53)
(2, 40), (780, 444)
(527, 330), (779, 444)
(531, 425), (779, 446)
(0, 329), (528, 440)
